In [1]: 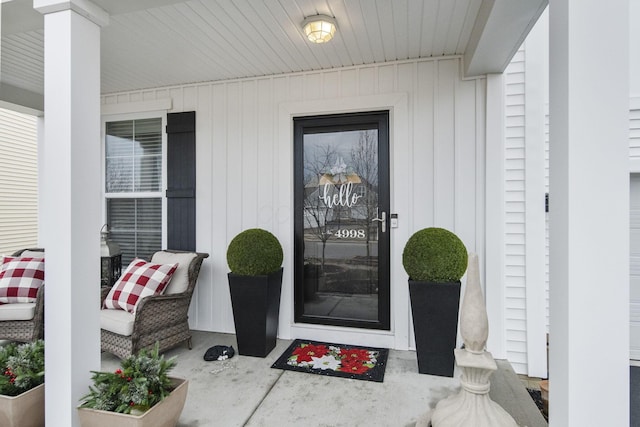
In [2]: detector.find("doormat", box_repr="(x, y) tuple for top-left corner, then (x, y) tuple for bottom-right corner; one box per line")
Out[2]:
(271, 339), (389, 383)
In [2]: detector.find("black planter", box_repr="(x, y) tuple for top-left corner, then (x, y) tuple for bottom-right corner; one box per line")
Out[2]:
(408, 280), (461, 377)
(228, 268), (283, 357)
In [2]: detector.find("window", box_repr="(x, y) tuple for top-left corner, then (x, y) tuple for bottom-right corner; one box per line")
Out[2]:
(104, 117), (164, 264)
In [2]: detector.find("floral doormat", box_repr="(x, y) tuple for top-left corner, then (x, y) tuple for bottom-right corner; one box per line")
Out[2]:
(271, 339), (389, 382)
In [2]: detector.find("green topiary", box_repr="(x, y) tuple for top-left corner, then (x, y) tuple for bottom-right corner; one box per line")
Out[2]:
(402, 227), (468, 282)
(227, 228), (283, 276)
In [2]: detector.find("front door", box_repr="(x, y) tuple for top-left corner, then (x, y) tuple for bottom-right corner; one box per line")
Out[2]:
(294, 111), (390, 330)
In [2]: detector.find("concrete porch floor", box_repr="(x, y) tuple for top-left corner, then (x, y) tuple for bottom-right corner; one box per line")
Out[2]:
(100, 330), (548, 427)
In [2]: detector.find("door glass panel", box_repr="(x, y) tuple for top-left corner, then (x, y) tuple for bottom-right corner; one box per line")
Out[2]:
(302, 129), (380, 323)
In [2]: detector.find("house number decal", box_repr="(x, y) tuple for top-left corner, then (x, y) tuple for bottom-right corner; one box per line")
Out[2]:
(334, 229), (366, 239)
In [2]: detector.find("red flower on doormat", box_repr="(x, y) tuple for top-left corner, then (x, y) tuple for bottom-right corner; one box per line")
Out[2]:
(291, 343), (329, 363)
(340, 359), (371, 374)
(340, 348), (371, 364)
(339, 348), (374, 374)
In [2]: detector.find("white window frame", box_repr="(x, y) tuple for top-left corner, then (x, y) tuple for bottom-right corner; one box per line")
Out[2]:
(101, 110), (168, 252)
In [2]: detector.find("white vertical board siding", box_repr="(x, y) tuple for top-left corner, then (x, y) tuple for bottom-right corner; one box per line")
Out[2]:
(504, 48), (528, 374)
(434, 60), (457, 230)
(193, 84), (214, 329)
(0, 109), (38, 255)
(102, 57), (486, 349)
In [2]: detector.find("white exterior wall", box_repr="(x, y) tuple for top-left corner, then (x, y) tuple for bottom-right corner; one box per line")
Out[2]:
(102, 56), (487, 350)
(503, 48), (528, 373)
(501, 10), (549, 377)
(0, 108), (38, 255)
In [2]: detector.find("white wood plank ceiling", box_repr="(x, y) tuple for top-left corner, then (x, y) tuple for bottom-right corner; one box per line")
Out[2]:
(1, 0), (544, 98)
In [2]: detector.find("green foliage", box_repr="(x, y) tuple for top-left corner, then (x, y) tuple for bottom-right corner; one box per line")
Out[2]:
(79, 343), (177, 414)
(0, 340), (45, 396)
(226, 228), (283, 276)
(402, 227), (468, 282)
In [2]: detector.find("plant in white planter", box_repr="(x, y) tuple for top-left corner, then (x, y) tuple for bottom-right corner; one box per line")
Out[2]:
(0, 340), (45, 427)
(78, 344), (187, 427)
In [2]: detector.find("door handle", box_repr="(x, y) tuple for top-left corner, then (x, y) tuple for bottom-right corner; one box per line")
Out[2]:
(372, 211), (386, 233)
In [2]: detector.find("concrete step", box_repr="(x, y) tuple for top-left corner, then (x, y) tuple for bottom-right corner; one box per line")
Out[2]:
(491, 360), (548, 427)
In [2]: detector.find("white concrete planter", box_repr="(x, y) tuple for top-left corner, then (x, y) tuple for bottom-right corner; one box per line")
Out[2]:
(78, 377), (188, 427)
(0, 383), (45, 427)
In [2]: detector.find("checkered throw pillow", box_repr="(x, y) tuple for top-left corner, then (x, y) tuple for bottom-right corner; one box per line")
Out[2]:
(104, 259), (178, 313)
(0, 256), (45, 303)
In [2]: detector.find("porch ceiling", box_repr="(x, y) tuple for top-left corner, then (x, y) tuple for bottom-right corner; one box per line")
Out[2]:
(1, 0), (546, 111)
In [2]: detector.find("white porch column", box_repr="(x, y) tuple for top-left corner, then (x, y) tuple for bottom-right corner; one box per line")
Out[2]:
(523, 11), (548, 379)
(485, 73), (507, 359)
(34, 1), (108, 426)
(549, 1), (629, 426)
(37, 117), (45, 245)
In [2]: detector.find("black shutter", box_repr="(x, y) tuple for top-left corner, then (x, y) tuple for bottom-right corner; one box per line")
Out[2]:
(166, 112), (196, 251)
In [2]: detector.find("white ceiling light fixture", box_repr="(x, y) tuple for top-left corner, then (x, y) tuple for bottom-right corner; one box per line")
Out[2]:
(302, 14), (337, 44)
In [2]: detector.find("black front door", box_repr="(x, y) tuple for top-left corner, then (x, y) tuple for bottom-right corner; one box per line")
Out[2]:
(294, 111), (390, 330)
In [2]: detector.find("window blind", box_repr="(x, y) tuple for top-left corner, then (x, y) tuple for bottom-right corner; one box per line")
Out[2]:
(107, 198), (161, 264)
(105, 117), (163, 264)
(105, 118), (162, 193)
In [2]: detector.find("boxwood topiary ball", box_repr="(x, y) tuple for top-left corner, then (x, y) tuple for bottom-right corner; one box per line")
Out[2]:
(227, 228), (283, 276)
(402, 227), (468, 282)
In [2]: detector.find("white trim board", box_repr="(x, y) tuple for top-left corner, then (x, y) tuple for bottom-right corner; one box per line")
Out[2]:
(101, 98), (172, 116)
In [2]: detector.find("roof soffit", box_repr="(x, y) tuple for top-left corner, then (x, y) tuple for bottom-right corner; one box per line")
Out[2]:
(1, 0), (546, 104)
(464, 0), (548, 77)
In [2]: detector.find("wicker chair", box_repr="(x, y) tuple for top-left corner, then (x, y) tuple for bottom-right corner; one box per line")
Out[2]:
(0, 248), (45, 342)
(100, 250), (209, 359)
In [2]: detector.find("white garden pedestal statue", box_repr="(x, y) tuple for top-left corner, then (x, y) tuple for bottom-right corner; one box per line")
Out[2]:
(416, 253), (518, 427)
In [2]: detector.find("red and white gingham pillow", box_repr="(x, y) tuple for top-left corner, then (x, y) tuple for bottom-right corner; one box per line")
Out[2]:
(103, 259), (178, 313)
(0, 256), (45, 303)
